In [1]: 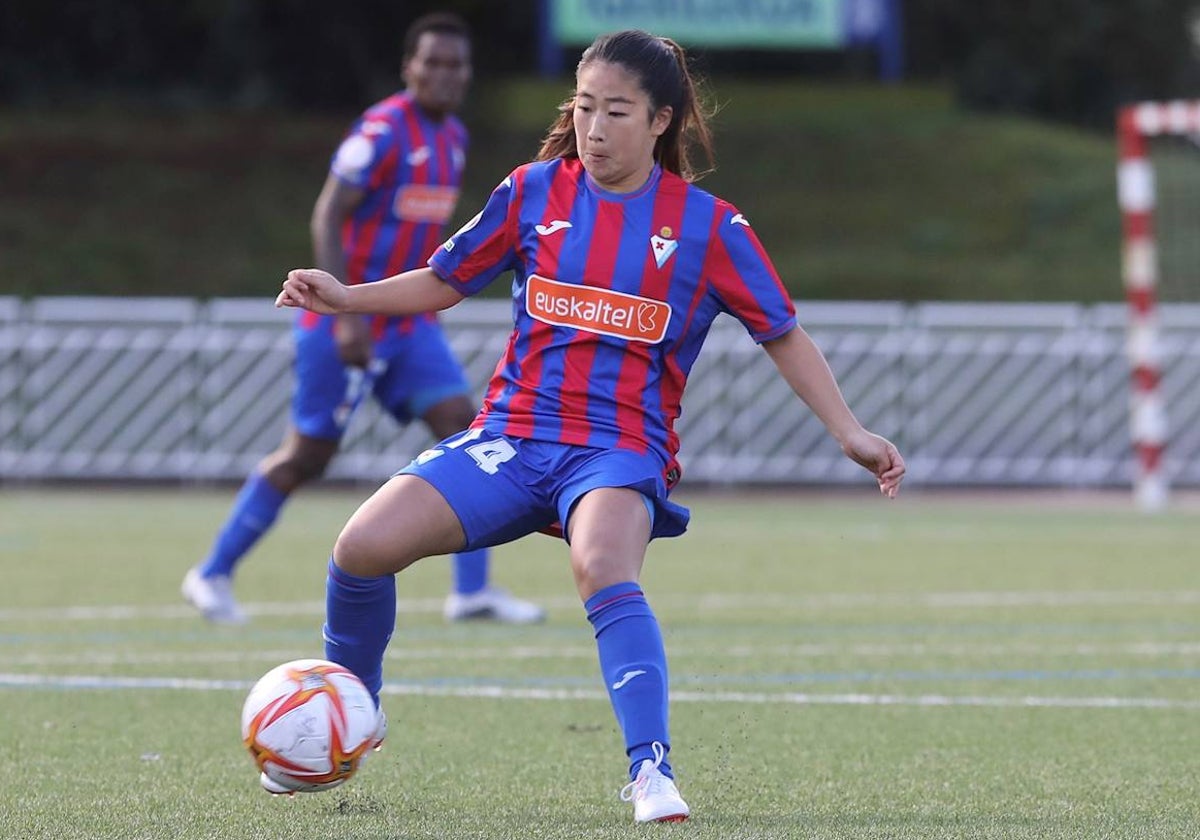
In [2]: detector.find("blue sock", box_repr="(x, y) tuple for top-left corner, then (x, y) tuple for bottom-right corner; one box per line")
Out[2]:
(323, 559), (396, 706)
(198, 472), (286, 578)
(585, 581), (673, 781)
(452, 548), (489, 595)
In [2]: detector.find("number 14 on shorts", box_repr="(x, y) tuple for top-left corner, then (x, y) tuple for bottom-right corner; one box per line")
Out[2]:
(416, 428), (516, 474)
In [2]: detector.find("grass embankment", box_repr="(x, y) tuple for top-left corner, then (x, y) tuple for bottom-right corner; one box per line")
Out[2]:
(0, 80), (1120, 301)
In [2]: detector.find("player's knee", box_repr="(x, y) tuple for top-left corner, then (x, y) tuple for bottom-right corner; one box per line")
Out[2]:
(331, 527), (381, 576)
(570, 552), (634, 598)
(294, 451), (334, 483)
(268, 451), (332, 488)
(332, 524), (411, 577)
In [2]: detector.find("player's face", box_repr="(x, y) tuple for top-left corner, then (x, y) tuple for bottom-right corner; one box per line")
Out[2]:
(573, 61), (672, 194)
(403, 32), (471, 117)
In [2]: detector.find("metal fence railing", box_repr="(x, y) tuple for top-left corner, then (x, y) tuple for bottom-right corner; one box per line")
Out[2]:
(3, 297), (1199, 489)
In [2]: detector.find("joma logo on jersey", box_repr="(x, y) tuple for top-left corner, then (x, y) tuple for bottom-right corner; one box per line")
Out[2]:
(526, 275), (671, 344)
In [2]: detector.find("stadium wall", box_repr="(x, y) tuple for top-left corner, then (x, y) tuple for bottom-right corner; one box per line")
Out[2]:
(2, 297), (1199, 490)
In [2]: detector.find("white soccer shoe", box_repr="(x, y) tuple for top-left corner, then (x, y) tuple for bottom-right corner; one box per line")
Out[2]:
(368, 705), (388, 752)
(619, 742), (690, 823)
(443, 586), (546, 624)
(259, 706), (387, 796)
(259, 772), (345, 795)
(181, 567), (247, 625)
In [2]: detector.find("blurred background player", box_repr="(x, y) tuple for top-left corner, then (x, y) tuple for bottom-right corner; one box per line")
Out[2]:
(182, 12), (543, 626)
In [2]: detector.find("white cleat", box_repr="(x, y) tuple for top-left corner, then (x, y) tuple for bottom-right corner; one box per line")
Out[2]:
(181, 567), (247, 625)
(443, 586), (545, 624)
(369, 705), (387, 751)
(260, 772), (294, 795)
(619, 742), (690, 823)
(259, 771), (345, 796)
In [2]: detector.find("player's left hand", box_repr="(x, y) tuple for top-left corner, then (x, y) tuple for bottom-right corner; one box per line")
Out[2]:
(275, 269), (348, 314)
(841, 428), (905, 499)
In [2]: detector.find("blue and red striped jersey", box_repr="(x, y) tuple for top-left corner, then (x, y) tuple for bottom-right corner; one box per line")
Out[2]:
(429, 157), (797, 478)
(315, 91), (467, 336)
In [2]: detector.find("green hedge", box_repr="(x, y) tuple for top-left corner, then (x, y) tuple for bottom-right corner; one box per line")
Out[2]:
(0, 80), (1122, 302)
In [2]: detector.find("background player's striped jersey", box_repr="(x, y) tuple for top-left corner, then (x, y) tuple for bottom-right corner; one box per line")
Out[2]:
(313, 91), (467, 336)
(430, 157), (797, 479)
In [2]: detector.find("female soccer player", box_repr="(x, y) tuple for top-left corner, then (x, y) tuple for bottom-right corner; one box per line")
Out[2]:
(276, 29), (905, 822)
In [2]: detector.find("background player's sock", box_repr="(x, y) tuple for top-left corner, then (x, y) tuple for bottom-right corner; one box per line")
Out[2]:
(451, 548), (489, 595)
(323, 558), (396, 706)
(198, 472), (286, 578)
(586, 581), (673, 780)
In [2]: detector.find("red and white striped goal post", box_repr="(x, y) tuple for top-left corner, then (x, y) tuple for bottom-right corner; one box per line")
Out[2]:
(1114, 101), (1196, 511)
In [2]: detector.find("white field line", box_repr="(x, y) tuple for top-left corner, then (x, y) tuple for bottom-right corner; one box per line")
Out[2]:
(3, 589), (1200, 622)
(8, 641), (1200, 669)
(1, 672), (1197, 710)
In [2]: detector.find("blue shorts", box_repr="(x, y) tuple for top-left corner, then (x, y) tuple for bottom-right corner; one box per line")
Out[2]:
(291, 315), (470, 440)
(395, 430), (691, 549)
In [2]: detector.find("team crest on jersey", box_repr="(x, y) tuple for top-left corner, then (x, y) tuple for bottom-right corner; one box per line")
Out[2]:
(650, 226), (678, 269)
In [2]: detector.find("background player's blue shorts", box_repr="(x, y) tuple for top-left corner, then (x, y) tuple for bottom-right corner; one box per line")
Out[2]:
(291, 315), (471, 440)
(395, 429), (691, 550)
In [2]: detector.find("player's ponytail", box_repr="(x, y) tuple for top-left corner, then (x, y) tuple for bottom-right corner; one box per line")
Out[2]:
(651, 36), (715, 181)
(535, 30), (715, 182)
(536, 96), (578, 165)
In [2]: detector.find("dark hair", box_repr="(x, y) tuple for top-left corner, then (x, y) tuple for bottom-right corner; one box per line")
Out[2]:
(536, 29), (715, 181)
(402, 12), (471, 62)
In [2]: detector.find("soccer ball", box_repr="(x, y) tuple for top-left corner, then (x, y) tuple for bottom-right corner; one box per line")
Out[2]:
(241, 658), (379, 793)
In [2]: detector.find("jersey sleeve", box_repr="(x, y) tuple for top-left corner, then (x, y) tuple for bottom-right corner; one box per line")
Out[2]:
(706, 205), (797, 343)
(428, 171), (521, 297)
(328, 117), (396, 190)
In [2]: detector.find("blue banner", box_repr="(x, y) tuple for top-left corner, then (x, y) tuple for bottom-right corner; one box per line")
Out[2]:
(540, 0), (902, 78)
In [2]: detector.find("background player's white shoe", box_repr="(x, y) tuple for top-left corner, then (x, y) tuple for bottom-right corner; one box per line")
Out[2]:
(619, 743), (690, 823)
(443, 586), (545, 624)
(181, 567), (247, 624)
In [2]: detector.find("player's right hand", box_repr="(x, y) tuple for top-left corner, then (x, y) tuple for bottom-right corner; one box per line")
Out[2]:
(276, 269), (348, 315)
(841, 428), (905, 499)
